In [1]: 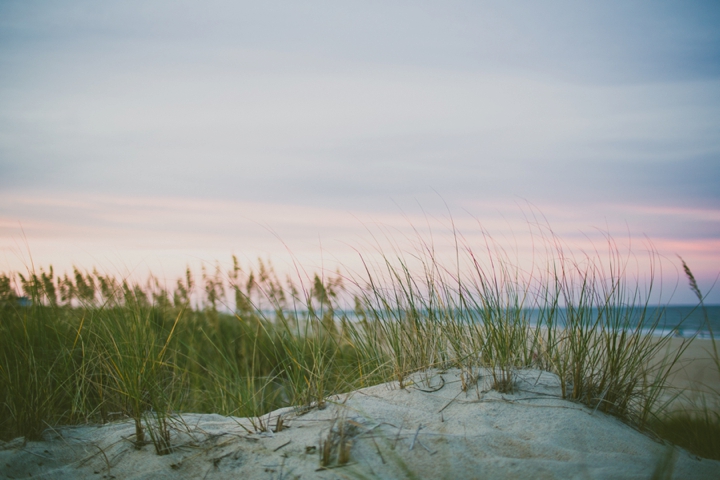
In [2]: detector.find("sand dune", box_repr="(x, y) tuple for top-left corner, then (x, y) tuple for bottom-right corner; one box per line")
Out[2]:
(2, 368), (718, 479)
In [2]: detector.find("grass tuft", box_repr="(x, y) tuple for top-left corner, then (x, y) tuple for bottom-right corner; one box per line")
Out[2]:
(0, 223), (717, 464)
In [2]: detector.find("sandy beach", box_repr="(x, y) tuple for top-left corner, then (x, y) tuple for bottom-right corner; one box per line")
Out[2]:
(662, 337), (720, 409)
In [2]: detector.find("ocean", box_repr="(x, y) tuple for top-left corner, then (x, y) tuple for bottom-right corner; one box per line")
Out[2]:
(518, 305), (719, 338)
(340, 305), (720, 339)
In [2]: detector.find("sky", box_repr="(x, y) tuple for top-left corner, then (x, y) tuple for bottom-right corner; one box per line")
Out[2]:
(1, 0), (719, 303)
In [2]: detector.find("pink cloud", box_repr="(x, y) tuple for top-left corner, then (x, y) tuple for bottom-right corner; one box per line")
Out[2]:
(1, 192), (718, 303)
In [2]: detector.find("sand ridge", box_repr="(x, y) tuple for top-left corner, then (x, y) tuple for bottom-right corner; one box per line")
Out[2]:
(1, 368), (718, 479)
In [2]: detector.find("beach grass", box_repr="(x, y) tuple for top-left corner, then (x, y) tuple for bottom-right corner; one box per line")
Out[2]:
(644, 260), (720, 460)
(0, 228), (718, 460)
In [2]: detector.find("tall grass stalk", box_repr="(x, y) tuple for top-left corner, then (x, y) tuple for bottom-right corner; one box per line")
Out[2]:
(647, 260), (720, 460)
(0, 223), (711, 460)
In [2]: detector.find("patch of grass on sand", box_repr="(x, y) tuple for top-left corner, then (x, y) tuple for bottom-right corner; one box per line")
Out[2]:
(0, 226), (717, 462)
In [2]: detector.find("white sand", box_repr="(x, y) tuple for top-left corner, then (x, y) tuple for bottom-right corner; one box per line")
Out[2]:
(2, 368), (718, 479)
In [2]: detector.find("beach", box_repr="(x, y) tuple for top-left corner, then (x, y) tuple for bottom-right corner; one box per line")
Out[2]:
(663, 337), (720, 408)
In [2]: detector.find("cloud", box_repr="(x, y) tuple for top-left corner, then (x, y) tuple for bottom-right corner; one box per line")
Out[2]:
(2, 60), (718, 208)
(3, 1), (718, 80)
(1, 192), (717, 301)
(0, 1), (719, 302)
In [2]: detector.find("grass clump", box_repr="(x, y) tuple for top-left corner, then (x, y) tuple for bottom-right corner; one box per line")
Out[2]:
(649, 408), (720, 461)
(0, 260), (373, 452)
(0, 224), (717, 462)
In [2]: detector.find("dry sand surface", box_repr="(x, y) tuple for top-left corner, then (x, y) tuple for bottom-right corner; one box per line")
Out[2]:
(664, 338), (720, 400)
(2, 368), (719, 480)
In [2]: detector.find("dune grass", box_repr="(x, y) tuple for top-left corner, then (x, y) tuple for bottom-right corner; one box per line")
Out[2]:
(0, 229), (718, 461)
(645, 259), (720, 461)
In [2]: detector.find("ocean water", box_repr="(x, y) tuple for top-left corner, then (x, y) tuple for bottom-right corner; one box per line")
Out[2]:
(340, 305), (720, 338)
(521, 305), (720, 338)
(643, 305), (720, 338)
